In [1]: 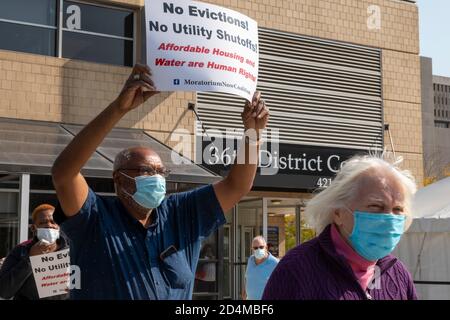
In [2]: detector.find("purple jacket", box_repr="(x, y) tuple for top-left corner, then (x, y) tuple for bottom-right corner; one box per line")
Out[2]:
(262, 225), (417, 300)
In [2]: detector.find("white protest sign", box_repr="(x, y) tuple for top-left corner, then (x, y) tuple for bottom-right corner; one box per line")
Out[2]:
(30, 248), (70, 298)
(145, 0), (259, 101)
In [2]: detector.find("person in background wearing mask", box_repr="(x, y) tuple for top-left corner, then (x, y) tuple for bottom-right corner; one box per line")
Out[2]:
(0, 204), (69, 300)
(262, 155), (418, 300)
(51, 63), (269, 300)
(243, 236), (279, 300)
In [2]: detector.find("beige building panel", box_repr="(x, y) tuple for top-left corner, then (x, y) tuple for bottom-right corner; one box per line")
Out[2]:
(382, 50), (421, 104)
(210, 0), (411, 53)
(0, 51), (196, 137)
(397, 151), (424, 188)
(99, 0), (418, 53)
(384, 100), (422, 155)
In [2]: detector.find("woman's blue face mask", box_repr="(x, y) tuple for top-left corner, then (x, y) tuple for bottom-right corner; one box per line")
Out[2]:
(343, 209), (406, 261)
(119, 171), (166, 209)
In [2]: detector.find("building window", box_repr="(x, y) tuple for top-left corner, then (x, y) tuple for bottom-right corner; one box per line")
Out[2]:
(0, 0), (57, 56)
(62, 1), (134, 66)
(0, 0), (134, 66)
(435, 121), (449, 128)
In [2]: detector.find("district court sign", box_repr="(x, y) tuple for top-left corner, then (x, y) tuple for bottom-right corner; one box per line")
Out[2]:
(145, 0), (259, 101)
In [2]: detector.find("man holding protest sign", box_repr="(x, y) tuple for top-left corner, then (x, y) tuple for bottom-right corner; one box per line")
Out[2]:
(0, 204), (69, 300)
(51, 63), (269, 299)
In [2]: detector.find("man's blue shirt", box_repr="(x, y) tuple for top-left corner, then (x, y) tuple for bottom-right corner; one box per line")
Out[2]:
(61, 184), (225, 300)
(245, 253), (279, 300)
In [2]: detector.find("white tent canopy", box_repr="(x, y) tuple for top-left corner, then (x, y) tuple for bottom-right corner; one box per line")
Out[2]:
(409, 176), (450, 232)
(394, 177), (450, 300)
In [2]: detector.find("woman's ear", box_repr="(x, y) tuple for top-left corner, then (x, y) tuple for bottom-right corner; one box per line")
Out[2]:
(30, 224), (36, 234)
(333, 208), (344, 227)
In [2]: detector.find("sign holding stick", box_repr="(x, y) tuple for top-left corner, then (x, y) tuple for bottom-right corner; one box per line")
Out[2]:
(30, 248), (71, 298)
(145, 0), (259, 100)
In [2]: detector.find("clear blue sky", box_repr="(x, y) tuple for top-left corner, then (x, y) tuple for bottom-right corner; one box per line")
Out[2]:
(417, 0), (450, 77)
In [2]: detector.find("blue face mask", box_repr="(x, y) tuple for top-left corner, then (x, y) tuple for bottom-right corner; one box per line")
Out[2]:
(120, 172), (166, 209)
(254, 248), (266, 260)
(347, 211), (406, 261)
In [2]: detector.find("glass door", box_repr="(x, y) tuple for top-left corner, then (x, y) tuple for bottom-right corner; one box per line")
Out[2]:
(234, 198), (263, 299)
(222, 225), (232, 299)
(193, 230), (221, 300)
(0, 175), (20, 260)
(0, 191), (19, 259)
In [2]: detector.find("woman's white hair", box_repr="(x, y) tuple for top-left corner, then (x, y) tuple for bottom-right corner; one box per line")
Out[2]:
(304, 153), (417, 234)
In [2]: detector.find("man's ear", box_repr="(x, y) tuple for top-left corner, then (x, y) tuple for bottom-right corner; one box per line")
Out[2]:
(30, 224), (36, 234)
(112, 171), (119, 183)
(112, 171), (122, 190)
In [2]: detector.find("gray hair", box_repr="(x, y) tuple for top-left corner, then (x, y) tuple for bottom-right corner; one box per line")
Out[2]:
(252, 235), (267, 245)
(113, 146), (160, 172)
(304, 154), (417, 234)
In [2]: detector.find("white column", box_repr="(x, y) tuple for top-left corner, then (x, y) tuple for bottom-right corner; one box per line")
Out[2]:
(58, 0), (63, 58)
(262, 198), (268, 241)
(18, 174), (30, 243)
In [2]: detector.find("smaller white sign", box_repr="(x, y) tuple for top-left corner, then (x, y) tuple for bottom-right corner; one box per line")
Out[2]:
(30, 248), (71, 299)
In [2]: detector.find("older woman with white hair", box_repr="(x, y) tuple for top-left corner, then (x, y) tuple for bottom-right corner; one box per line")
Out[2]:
(262, 155), (418, 300)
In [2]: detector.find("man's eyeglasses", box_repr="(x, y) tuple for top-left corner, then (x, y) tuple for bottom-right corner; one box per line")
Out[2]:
(252, 246), (265, 250)
(118, 166), (171, 178)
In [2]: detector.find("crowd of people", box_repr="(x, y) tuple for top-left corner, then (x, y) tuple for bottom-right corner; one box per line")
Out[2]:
(0, 64), (418, 300)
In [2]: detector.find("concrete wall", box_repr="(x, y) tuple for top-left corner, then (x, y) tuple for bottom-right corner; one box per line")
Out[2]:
(421, 57), (438, 179)
(421, 61), (450, 180)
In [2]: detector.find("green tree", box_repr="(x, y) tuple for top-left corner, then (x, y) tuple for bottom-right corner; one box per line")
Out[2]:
(284, 214), (316, 254)
(285, 214), (296, 252)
